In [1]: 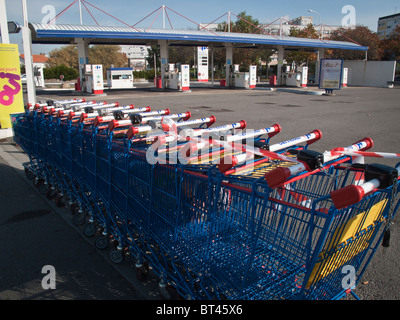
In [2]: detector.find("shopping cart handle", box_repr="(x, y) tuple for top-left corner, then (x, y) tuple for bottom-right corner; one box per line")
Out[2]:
(218, 155), (239, 173)
(267, 123), (281, 139)
(126, 126), (139, 138)
(331, 164), (399, 209)
(330, 185), (365, 210)
(183, 111), (192, 122)
(179, 141), (209, 159)
(218, 153), (250, 173)
(265, 167), (293, 189)
(307, 129), (323, 145)
(206, 115), (216, 127)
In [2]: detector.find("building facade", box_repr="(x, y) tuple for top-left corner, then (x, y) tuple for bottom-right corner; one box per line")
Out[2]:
(377, 13), (400, 39)
(119, 45), (151, 71)
(199, 16), (342, 39)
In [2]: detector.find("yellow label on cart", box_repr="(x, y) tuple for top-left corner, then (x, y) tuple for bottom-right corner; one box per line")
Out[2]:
(307, 199), (387, 288)
(0, 44), (24, 129)
(326, 199), (387, 251)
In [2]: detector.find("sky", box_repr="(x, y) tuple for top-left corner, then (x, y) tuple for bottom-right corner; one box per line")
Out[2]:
(2, 0), (400, 54)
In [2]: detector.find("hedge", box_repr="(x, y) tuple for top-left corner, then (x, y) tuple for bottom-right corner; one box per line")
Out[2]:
(44, 65), (79, 81)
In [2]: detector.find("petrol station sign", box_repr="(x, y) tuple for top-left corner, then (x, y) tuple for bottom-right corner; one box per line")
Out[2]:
(197, 47), (208, 82)
(319, 59), (344, 91)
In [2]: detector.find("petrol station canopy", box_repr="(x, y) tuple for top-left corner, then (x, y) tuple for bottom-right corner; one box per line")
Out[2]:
(28, 23), (368, 52)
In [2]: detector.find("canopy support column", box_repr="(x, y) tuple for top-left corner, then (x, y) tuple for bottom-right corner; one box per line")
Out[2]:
(159, 39), (169, 89)
(76, 38), (89, 83)
(315, 48), (325, 85)
(225, 43), (233, 87)
(277, 45), (284, 86)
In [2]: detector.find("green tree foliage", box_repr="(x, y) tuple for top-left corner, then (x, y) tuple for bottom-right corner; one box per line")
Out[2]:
(46, 45), (128, 77)
(286, 23), (319, 65)
(216, 11), (261, 34)
(43, 65), (79, 80)
(214, 11), (273, 72)
(146, 46), (160, 72)
(169, 47), (196, 66)
(89, 45), (128, 73)
(232, 11), (261, 34)
(47, 45), (79, 69)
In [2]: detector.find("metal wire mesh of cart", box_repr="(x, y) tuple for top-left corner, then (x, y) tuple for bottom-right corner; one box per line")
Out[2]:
(10, 99), (400, 301)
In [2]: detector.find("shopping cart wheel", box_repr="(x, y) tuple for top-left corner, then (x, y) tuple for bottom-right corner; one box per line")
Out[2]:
(24, 167), (35, 180)
(72, 211), (86, 226)
(70, 202), (78, 215)
(38, 181), (50, 195)
(109, 250), (124, 264)
(46, 187), (57, 200)
(166, 285), (185, 300)
(136, 261), (150, 281)
(34, 178), (44, 189)
(83, 222), (96, 237)
(95, 235), (109, 250)
(64, 199), (72, 210)
(55, 194), (65, 207)
(159, 285), (172, 300)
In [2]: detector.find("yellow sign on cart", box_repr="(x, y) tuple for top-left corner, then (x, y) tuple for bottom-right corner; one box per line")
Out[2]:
(0, 44), (24, 129)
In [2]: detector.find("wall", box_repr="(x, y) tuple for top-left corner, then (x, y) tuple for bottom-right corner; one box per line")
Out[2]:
(344, 60), (396, 87)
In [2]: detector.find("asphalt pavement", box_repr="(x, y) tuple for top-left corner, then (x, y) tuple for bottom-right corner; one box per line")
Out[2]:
(1, 84), (400, 301)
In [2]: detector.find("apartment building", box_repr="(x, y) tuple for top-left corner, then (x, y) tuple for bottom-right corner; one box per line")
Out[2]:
(377, 13), (400, 39)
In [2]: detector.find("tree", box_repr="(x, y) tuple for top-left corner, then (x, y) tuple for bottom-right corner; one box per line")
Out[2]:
(215, 12), (273, 72)
(231, 11), (261, 34)
(286, 24), (319, 65)
(47, 45), (78, 69)
(146, 46), (160, 72)
(89, 45), (127, 75)
(169, 47), (195, 66)
(329, 26), (381, 60)
(44, 65), (79, 80)
(379, 25), (400, 61)
(47, 45), (128, 76)
(145, 45), (195, 76)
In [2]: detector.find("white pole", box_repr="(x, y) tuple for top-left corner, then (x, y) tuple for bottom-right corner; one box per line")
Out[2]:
(227, 11), (231, 32)
(21, 0), (36, 105)
(79, 0), (83, 25)
(308, 9), (321, 39)
(319, 14), (322, 39)
(211, 47), (214, 86)
(162, 5), (165, 29)
(0, 0), (10, 44)
(154, 53), (156, 76)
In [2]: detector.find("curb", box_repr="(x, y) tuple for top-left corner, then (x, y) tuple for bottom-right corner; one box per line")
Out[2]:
(276, 88), (325, 95)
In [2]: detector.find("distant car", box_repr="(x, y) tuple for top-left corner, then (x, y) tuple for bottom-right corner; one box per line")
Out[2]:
(20, 74), (27, 84)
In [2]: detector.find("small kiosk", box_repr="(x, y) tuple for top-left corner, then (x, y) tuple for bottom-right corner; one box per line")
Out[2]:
(106, 68), (134, 89)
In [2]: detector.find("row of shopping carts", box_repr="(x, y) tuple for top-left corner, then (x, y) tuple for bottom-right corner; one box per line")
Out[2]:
(12, 97), (400, 300)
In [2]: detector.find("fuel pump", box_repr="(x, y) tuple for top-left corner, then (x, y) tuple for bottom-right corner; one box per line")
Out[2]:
(227, 65), (237, 88)
(163, 63), (190, 91)
(81, 64), (104, 94)
(233, 65), (257, 89)
(284, 62), (308, 87)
